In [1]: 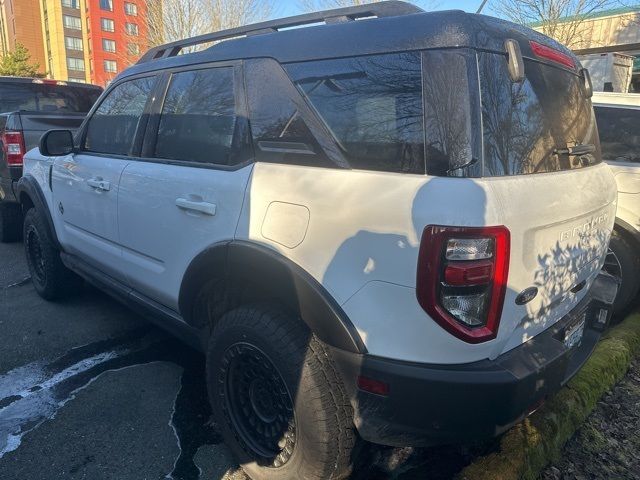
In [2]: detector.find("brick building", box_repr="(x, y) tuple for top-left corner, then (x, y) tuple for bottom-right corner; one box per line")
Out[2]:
(0, 0), (47, 74)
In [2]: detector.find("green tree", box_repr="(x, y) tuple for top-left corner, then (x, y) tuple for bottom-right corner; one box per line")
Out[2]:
(0, 44), (44, 78)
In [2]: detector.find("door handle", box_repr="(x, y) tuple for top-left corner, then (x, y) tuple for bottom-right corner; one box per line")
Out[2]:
(175, 198), (217, 216)
(87, 178), (111, 192)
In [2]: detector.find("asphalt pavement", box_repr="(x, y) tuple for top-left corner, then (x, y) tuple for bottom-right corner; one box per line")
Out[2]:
(0, 241), (477, 480)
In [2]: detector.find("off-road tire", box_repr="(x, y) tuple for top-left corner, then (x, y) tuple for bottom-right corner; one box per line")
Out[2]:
(606, 229), (640, 316)
(23, 208), (81, 300)
(0, 202), (22, 243)
(206, 304), (358, 480)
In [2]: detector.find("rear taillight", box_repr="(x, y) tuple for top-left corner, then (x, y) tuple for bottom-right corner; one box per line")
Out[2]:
(529, 41), (575, 69)
(2, 131), (26, 166)
(416, 226), (510, 344)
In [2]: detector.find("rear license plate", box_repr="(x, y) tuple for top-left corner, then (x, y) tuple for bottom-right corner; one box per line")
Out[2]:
(564, 314), (586, 349)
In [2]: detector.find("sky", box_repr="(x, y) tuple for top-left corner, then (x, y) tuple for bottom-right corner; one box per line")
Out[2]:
(279, 0), (486, 17)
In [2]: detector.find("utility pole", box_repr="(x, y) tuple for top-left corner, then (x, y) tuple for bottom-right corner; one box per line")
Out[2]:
(476, 0), (489, 14)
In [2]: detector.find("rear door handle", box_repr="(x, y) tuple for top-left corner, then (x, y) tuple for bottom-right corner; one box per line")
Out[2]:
(175, 197), (217, 216)
(87, 178), (111, 191)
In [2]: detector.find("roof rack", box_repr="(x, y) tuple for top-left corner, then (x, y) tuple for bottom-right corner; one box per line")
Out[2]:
(137, 1), (424, 64)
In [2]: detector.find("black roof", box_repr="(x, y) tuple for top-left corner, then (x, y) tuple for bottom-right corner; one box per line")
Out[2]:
(121, 1), (578, 81)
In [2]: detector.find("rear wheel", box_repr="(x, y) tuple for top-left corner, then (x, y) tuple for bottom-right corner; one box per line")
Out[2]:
(0, 202), (22, 243)
(206, 304), (358, 480)
(603, 229), (640, 316)
(23, 208), (81, 300)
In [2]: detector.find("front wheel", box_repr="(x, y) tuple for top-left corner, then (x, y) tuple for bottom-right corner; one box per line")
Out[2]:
(206, 305), (358, 480)
(23, 208), (81, 300)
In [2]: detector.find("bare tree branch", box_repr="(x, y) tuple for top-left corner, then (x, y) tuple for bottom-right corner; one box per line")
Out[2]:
(490, 0), (621, 48)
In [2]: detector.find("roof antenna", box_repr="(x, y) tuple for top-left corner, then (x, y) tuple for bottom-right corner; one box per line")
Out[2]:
(476, 0), (489, 14)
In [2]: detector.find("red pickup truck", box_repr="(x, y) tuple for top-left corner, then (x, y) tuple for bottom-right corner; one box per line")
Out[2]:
(0, 77), (102, 241)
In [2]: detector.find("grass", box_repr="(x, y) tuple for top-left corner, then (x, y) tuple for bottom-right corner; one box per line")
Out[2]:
(458, 312), (640, 480)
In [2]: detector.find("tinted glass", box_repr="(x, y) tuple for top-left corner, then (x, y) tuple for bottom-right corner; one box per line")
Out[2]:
(480, 53), (600, 176)
(84, 76), (155, 156)
(286, 52), (425, 174)
(594, 106), (640, 163)
(423, 49), (482, 177)
(154, 68), (238, 165)
(0, 82), (101, 113)
(245, 59), (336, 168)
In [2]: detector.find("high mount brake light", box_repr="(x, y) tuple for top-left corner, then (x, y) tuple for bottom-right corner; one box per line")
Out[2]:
(2, 131), (26, 166)
(529, 41), (575, 69)
(416, 226), (510, 344)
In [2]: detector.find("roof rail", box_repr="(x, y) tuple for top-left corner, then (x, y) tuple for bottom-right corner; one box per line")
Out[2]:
(137, 1), (424, 64)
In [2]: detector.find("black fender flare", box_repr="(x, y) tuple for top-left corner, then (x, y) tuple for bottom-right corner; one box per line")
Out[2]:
(16, 175), (61, 250)
(178, 240), (367, 354)
(615, 218), (640, 247)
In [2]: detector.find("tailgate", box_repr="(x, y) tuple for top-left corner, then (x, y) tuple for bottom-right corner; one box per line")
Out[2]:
(18, 113), (86, 151)
(482, 164), (616, 355)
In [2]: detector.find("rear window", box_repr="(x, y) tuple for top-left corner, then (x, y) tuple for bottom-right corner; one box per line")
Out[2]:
(0, 82), (101, 113)
(594, 106), (640, 163)
(285, 52), (425, 174)
(479, 53), (600, 176)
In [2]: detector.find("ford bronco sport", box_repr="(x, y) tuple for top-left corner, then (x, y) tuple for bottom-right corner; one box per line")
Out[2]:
(19, 3), (619, 479)
(592, 92), (640, 314)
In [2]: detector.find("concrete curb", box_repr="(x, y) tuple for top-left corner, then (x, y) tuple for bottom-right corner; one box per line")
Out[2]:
(458, 312), (640, 480)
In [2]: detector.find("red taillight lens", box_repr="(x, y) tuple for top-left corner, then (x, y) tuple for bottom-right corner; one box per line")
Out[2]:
(529, 41), (575, 69)
(357, 375), (390, 396)
(2, 131), (26, 166)
(416, 226), (510, 344)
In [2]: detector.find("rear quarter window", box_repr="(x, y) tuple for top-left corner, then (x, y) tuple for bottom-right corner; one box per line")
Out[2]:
(594, 106), (640, 163)
(285, 52), (425, 174)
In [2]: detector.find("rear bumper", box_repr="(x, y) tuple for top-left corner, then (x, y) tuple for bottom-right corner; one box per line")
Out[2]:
(0, 170), (21, 204)
(331, 272), (619, 447)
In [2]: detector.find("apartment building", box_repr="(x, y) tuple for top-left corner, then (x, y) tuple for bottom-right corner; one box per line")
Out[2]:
(39, 0), (147, 85)
(0, 0), (47, 73)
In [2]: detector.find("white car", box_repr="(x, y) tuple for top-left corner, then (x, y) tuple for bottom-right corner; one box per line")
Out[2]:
(593, 92), (640, 313)
(17, 3), (619, 480)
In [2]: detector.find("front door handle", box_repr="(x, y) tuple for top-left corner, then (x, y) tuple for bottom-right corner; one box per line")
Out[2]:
(87, 178), (111, 192)
(176, 197), (217, 216)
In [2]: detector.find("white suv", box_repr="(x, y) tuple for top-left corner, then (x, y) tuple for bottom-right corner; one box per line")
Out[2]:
(593, 92), (640, 314)
(18, 3), (619, 479)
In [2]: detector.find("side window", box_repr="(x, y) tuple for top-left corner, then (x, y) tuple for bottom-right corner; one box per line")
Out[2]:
(84, 76), (156, 156)
(154, 67), (240, 166)
(594, 106), (640, 163)
(285, 52), (425, 174)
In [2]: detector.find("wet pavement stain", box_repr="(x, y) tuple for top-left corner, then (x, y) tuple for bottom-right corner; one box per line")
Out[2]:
(0, 326), (476, 480)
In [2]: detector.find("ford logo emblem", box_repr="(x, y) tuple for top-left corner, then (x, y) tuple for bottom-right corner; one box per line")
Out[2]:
(515, 287), (538, 305)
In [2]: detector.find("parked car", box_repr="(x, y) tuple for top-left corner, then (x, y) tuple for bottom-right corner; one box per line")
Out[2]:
(0, 77), (102, 242)
(18, 2), (619, 479)
(593, 92), (640, 314)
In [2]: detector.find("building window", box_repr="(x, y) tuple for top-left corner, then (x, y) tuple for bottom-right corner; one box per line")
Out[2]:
(125, 22), (138, 36)
(62, 0), (80, 9)
(100, 0), (113, 11)
(63, 15), (82, 30)
(65, 36), (83, 51)
(124, 2), (137, 16)
(101, 18), (115, 32)
(127, 43), (140, 55)
(67, 57), (85, 71)
(102, 39), (116, 53)
(104, 59), (117, 73)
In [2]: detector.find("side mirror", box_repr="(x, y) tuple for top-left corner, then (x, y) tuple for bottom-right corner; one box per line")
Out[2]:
(39, 130), (75, 156)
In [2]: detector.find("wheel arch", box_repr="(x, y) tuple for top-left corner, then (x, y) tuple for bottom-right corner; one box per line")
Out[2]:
(615, 218), (640, 249)
(178, 240), (367, 354)
(16, 175), (61, 250)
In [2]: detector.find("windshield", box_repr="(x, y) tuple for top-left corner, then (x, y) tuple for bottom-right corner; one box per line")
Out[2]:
(594, 105), (640, 163)
(0, 83), (101, 114)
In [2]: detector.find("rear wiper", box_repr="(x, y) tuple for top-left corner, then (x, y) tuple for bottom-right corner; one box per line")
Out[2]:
(554, 144), (596, 156)
(447, 157), (478, 174)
